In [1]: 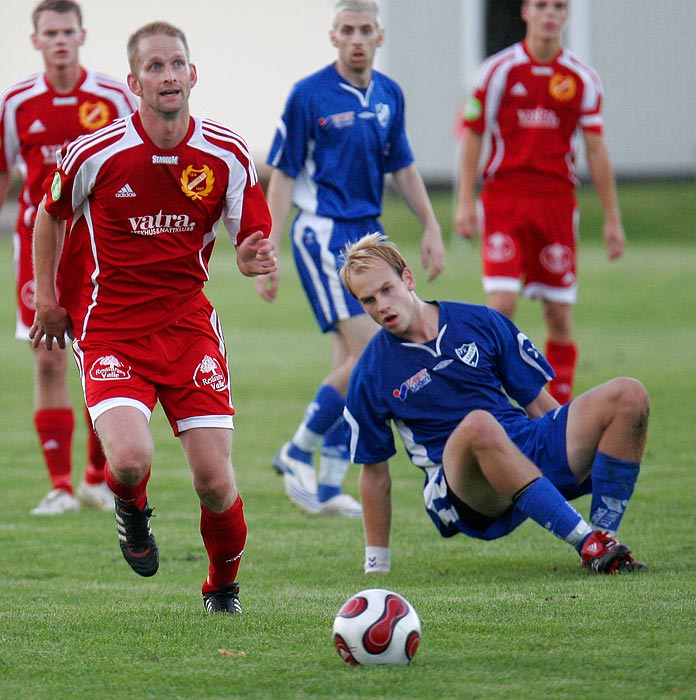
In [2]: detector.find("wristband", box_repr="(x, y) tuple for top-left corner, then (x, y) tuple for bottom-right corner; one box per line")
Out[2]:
(364, 545), (391, 574)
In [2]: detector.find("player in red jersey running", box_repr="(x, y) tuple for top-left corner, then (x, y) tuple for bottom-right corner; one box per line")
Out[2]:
(455, 0), (626, 404)
(0, 0), (137, 515)
(30, 21), (276, 614)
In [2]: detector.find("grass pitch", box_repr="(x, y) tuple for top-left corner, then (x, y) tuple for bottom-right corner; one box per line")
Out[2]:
(0, 182), (694, 699)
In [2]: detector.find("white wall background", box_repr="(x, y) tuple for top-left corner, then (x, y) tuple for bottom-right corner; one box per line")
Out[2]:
(2, 0), (695, 182)
(0, 0), (339, 173)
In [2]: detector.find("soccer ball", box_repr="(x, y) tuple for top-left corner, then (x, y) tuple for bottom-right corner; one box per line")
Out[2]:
(332, 588), (421, 666)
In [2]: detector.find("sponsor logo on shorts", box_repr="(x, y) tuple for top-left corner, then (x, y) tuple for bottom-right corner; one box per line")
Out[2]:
(393, 368), (431, 401)
(90, 355), (131, 381)
(20, 279), (36, 311)
(193, 355), (228, 392)
(485, 232), (515, 263)
(540, 243), (573, 275)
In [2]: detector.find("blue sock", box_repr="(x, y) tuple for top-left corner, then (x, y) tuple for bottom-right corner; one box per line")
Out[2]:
(514, 477), (592, 547)
(590, 452), (640, 534)
(317, 418), (351, 502)
(289, 385), (345, 460)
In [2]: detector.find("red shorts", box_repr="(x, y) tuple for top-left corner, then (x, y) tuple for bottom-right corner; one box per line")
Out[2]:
(13, 222), (36, 340)
(73, 304), (235, 436)
(479, 187), (578, 304)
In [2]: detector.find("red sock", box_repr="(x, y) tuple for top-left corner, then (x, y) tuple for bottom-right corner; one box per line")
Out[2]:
(545, 341), (578, 404)
(34, 408), (74, 494)
(83, 405), (107, 484)
(104, 463), (150, 510)
(200, 496), (247, 594)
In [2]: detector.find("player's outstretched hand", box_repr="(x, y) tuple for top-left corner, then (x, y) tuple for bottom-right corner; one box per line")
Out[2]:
(237, 231), (278, 277)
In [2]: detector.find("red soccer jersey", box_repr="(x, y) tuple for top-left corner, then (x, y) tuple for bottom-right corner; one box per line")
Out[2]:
(461, 41), (603, 194)
(0, 68), (137, 231)
(43, 112), (272, 341)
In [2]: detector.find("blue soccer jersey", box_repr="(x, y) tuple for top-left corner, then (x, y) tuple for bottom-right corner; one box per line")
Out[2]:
(267, 63), (414, 219)
(345, 302), (555, 469)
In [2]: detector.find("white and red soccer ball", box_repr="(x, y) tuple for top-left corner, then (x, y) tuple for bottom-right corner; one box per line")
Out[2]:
(333, 588), (421, 666)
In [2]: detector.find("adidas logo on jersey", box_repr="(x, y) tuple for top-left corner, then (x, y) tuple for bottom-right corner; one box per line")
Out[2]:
(511, 82), (528, 97)
(116, 183), (136, 198)
(29, 119), (47, 133)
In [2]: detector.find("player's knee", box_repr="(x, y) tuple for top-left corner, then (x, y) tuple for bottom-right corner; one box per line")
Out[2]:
(459, 410), (505, 450)
(612, 377), (650, 421)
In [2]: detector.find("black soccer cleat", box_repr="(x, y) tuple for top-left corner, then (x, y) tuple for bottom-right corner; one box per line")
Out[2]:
(203, 582), (242, 614)
(580, 530), (646, 574)
(114, 498), (159, 577)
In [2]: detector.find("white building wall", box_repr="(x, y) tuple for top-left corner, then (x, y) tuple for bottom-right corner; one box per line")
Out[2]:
(1, 0), (693, 182)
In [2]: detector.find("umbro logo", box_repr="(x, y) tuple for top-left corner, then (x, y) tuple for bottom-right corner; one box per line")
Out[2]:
(116, 183), (136, 198)
(29, 119), (46, 133)
(511, 82), (528, 96)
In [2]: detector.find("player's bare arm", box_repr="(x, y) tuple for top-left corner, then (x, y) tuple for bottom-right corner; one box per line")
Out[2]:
(255, 168), (294, 301)
(584, 130), (626, 260)
(359, 461), (392, 548)
(391, 164), (445, 281)
(30, 199), (71, 350)
(523, 388), (560, 419)
(454, 129), (484, 241)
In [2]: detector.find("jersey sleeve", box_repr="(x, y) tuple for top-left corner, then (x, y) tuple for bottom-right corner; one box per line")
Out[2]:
(487, 308), (555, 407)
(266, 83), (311, 177)
(383, 83), (414, 173)
(345, 356), (397, 465)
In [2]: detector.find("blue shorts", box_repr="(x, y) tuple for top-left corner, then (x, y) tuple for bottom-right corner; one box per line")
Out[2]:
(423, 402), (592, 540)
(290, 212), (384, 332)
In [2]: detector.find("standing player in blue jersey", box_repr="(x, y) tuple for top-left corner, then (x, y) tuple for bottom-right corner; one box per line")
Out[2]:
(257, 0), (445, 517)
(341, 233), (648, 574)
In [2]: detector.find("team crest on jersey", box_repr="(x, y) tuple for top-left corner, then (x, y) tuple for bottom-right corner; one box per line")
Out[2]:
(193, 355), (228, 392)
(455, 342), (479, 368)
(180, 165), (215, 200)
(393, 368), (431, 401)
(375, 103), (390, 128)
(79, 100), (111, 130)
(549, 73), (577, 102)
(89, 355), (131, 381)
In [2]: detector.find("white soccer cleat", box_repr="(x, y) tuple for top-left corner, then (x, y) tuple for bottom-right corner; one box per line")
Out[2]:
(77, 480), (115, 511)
(283, 460), (320, 515)
(318, 493), (363, 518)
(30, 488), (80, 516)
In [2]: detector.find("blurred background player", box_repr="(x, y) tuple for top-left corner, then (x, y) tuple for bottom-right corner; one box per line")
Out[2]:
(257, 0), (445, 517)
(30, 21), (275, 613)
(341, 233), (647, 576)
(0, 0), (137, 514)
(454, 0), (626, 404)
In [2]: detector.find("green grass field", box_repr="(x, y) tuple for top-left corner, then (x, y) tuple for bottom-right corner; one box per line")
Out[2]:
(0, 182), (694, 699)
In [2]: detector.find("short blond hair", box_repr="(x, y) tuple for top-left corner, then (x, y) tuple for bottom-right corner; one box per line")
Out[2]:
(340, 233), (407, 298)
(333, 0), (380, 29)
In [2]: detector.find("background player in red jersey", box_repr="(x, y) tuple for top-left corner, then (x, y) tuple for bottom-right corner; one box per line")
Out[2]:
(0, 0), (137, 515)
(454, 0), (626, 405)
(30, 21), (275, 614)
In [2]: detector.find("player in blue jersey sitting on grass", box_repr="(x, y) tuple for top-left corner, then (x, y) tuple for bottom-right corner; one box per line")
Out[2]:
(340, 233), (648, 574)
(256, 0), (445, 517)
